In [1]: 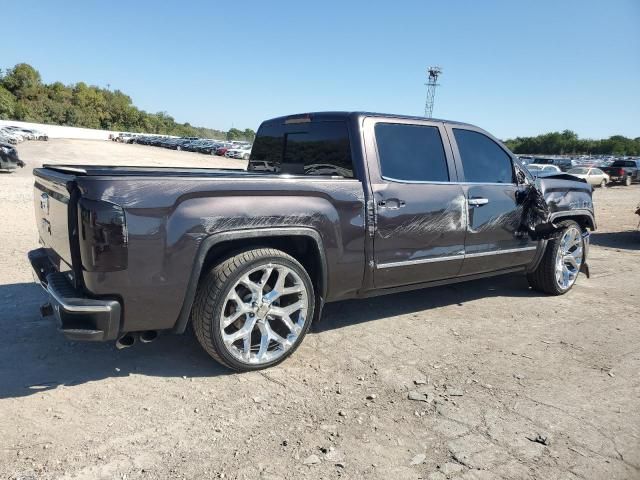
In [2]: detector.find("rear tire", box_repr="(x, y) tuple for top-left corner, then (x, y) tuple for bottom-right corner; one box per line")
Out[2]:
(527, 220), (584, 295)
(625, 175), (632, 186)
(599, 179), (607, 188)
(191, 248), (315, 371)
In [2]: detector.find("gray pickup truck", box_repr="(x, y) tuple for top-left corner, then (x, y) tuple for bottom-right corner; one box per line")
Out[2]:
(28, 112), (595, 371)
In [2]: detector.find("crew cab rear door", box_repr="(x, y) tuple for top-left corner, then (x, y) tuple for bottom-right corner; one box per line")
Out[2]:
(363, 117), (466, 289)
(445, 125), (537, 275)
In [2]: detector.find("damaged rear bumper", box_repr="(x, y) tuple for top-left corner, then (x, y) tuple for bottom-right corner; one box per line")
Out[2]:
(28, 248), (121, 341)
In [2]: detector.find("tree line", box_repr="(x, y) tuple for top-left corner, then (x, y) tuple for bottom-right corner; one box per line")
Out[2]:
(504, 129), (639, 156)
(0, 63), (255, 141)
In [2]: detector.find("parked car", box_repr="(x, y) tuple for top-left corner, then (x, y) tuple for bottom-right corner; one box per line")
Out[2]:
(526, 164), (562, 178)
(225, 145), (252, 159)
(567, 167), (609, 188)
(28, 111), (595, 372)
(0, 142), (25, 171)
(530, 157), (575, 172)
(601, 160), (640, 186)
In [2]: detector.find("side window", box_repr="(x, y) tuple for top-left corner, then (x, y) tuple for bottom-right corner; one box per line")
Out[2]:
(453, 129), (514, 183)
(249, 121), (354, 177)
(375, 123), (449, 182)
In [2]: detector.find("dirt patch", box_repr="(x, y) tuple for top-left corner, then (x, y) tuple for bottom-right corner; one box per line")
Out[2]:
(0, 140), (638, 479)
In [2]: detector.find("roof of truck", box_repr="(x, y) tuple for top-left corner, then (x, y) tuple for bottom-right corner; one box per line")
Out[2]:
(262, 111), (476, 128)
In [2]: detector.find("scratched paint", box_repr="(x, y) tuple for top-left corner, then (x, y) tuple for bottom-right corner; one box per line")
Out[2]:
(200, 212), (327, 235)
(378, 195), (466, 239)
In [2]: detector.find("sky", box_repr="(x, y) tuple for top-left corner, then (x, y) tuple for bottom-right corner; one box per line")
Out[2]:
(1, 0), (638, 139)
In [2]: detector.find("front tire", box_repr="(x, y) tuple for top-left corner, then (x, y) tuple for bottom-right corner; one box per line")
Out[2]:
(527, 220), (584, 295)
(191, 248), (315, 371)
(599, 179), (607, 188)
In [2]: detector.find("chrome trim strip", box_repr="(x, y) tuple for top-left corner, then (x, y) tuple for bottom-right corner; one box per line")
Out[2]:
(47, 284), (112, 313)
(376, 246), (538, 269)
(463, 246), (537, 259)
(376, 253), (465, 269)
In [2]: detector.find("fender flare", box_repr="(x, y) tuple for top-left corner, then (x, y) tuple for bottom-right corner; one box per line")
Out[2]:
(172, 227), (328, 334)
(549, 209), (596, 230)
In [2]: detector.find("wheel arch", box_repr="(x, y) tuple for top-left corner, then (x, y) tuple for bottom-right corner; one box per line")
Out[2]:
(172, 227), (327, 334)
(549, 210), (596, 231)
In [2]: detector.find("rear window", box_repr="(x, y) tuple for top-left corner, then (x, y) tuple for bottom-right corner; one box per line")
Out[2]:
(248, 121), (353, 177)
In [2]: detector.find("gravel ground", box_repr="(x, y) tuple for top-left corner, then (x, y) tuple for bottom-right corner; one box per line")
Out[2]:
(1, 139), (639, 480)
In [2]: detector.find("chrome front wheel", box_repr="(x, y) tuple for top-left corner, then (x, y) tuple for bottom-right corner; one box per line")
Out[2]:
(554, 226), (583, 291)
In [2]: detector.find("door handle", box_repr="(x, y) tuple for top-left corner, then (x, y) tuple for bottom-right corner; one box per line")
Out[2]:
(378, 199), (405, 209)
(468, 197), (489, 207)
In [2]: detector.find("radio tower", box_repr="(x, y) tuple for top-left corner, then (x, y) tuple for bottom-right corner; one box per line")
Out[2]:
(424, 66), (442, 118)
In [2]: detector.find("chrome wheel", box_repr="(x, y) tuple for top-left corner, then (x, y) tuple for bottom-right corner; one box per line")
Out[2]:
(219, 263), (309, 365)
(555, 227), (583, 290)
(600, 179), (607, 188)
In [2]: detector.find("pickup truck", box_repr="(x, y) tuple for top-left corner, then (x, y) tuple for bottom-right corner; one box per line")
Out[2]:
(601, 159), (640, 186)
(28, 112), (596, 371)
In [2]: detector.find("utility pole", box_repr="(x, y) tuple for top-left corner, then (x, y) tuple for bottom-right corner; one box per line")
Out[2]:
(424, 66), (442, 118)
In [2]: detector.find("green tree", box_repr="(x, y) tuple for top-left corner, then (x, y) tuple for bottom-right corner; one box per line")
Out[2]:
(0, 86), (16, 119)
(2, 63), (42, 99)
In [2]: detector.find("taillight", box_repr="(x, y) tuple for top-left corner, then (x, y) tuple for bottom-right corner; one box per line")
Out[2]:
(618, 168), (625, 176)
(78, 198), (128, 271)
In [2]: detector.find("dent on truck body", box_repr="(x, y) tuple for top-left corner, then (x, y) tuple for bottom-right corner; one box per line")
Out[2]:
(521, 175), (594, 237)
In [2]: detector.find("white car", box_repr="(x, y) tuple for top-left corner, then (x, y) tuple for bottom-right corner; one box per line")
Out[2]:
(526, 164), (562, 178)
(225, 145), (252, 160)
(567, 167), (610, 188)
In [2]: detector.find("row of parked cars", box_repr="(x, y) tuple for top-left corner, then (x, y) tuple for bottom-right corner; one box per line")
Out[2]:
(0, 125), (44, 172)
(521, 156), (640, 187)
(112, 133), (253, 159)
(1, 125), (48, 145)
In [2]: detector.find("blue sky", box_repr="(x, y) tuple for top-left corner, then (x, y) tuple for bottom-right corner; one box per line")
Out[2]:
(1, 0), (638, 139)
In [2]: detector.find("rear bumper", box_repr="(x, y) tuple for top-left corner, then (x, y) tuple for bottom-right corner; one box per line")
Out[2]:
(28, 248), (121, 342)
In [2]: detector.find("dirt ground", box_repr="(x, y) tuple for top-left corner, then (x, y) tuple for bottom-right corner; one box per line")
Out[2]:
(1, 139), (639, 480)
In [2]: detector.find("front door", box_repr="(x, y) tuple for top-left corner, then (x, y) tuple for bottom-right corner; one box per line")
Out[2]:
(447, 126), (537, 275)
(363, 118), (467, 289)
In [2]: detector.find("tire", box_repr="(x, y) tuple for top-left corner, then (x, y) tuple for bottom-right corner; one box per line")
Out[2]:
(527, 220), (584, 295)
(625, 175), (632, 186)
(243, 154), (250, 160)
(599, 179), (607, 188)
(191, 248), (315, 371)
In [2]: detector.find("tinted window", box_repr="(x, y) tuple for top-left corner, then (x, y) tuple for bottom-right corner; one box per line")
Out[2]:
(453, 129), (514, 183)
(374, 123), (449, 182)
(249, 121), (353, 177)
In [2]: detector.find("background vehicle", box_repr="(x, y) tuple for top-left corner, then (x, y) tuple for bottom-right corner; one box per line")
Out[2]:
(29, 111), (595, 372)
(225, 145), (252, 159)
(567, 167), (609, 187)
(0, 142), (25, 171)
(526, 164), (562, 178)
(530, 157), (575, 172)
(601, 160), (640, 186)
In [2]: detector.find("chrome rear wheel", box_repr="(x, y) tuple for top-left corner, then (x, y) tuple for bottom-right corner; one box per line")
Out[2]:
(192, 248), (315, 371)
(220, 263), (309, 364)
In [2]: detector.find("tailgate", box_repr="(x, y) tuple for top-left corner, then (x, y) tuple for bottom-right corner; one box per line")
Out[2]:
(33, 168), (77, 268)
